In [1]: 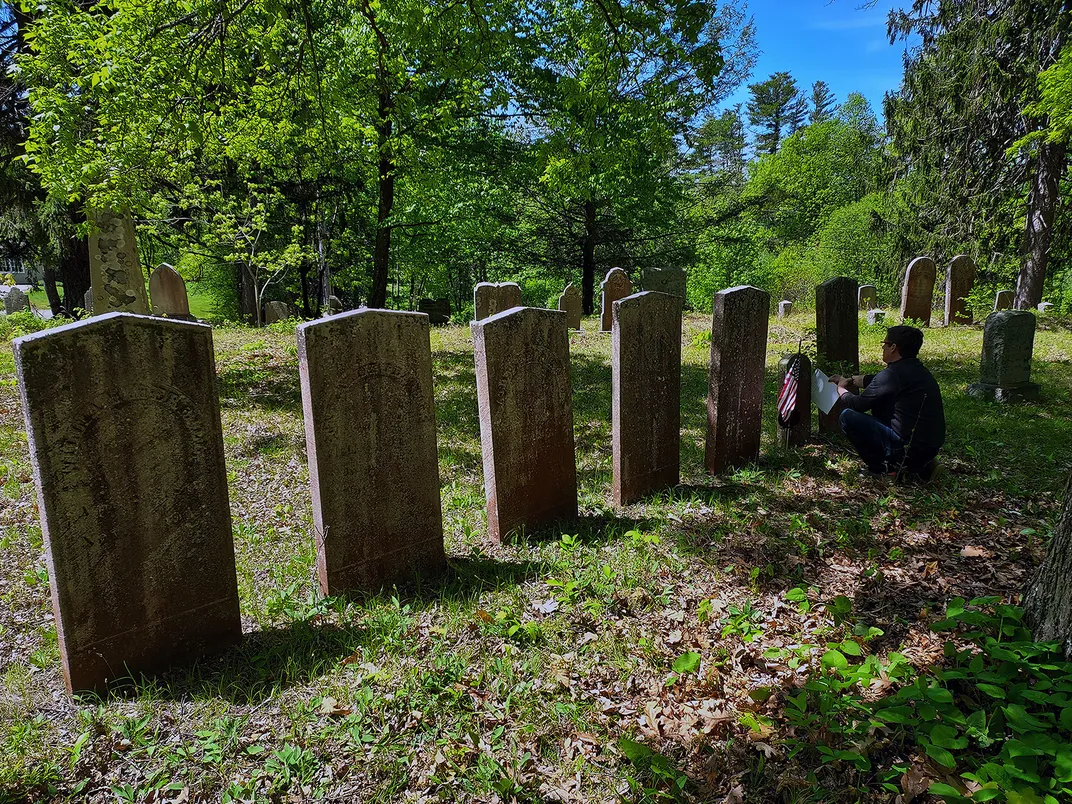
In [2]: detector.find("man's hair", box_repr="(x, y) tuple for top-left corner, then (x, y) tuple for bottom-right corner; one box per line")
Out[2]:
(886, 325), (924, 358)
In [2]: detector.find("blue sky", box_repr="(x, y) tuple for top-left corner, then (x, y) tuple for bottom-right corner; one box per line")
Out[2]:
(721, 0), (918, 123)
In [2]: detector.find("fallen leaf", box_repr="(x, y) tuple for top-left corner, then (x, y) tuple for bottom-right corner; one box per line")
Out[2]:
(667, 629), (683, 645)
(533, 599), (560, 614)
(960, 545), (992, 558)
(319, 697), (352, 717)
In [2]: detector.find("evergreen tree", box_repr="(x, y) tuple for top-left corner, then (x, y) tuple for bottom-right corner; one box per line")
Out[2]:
(746, 71), (807, 154)
(809, 80), (836, 124)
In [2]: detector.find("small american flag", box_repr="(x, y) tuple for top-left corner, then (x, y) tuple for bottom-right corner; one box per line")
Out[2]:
(777, 355), (801, 427)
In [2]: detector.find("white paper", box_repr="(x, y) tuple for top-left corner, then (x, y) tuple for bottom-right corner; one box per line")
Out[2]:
(812, 369), (841, 415)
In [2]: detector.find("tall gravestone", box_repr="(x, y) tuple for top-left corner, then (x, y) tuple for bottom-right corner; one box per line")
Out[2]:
(900, 257), (936, 325)
(472, 307), (578, 540)
(612, 292), (682, 505)
(967, 311), (1040, 402)
(600, 268), (632, 331)
(82, 288), (94, 315)
(149, 263), (192, 320)
(777, 353), (812, 448)
(474, 282), (522, 321)
(777, 300), (792, 318)
(642, 268), (686, 299)
(417, 297), (451, 324)
(558, 283), (582, 330)
(994, 290), (1014, 311)
(858, 285), (878, 311)
(945, 254), (976, 325)
(705, 286), (770, 473)
(88, 210), (149, 315)
(816, 276), (860, 433)
(298, 310), (446, 593)
(4, 286), (28, 314)
(12, 313), (240, 693)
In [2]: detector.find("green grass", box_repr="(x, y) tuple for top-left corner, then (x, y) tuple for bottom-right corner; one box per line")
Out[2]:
(0, 310), (1070, 802)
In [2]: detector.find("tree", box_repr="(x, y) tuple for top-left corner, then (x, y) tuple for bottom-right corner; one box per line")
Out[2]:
(809, 80), (836, 124)
(747, 71), (808, 155)
(1024, 471), (1072, 657)
(690, 106), (747, 185)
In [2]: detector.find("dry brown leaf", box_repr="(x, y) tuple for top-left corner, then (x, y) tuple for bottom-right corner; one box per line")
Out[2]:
(319, 697), (352, 717)
(959, 545), (992, 558)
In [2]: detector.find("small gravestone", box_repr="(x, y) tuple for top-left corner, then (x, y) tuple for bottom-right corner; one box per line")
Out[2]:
(265, 301), (290, 324)
(12, 313), (240, 693)
(777, 353), (812, 448)
(858, 285), (878, 311)
(994, 290), (1014, 311)
(642, 267), (686, 299)
(472, 307), (577, 540)
(474, 282), (522, 321)
(82, 288), (94, 315)
(816, 276), (859, 433)
(298, 310), (446, 593)
(900, 256), (936, 326)
(327, 295), (344, 314)
(149, 263), (193, 320)
(945, 254), (976, 325)
(705, 285), (770, 473)
(417, 297), (451, 325)
(777, 300), (793, 318)
(88, 209), (149, 315)
(4, 286), (28, 314)
(967, 311), (1039, 402)
(867, 309), (886, 325)
(600, 268), (632, 331)
(558, 283), (582, 331)
(612, 292), (682, 505)
(1038, 302), (1054, 314)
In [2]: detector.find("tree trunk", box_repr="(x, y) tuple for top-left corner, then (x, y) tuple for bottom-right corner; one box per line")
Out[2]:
(582, 199), (597, 315)
(369, 88), (394, 309)
(238, 263), (257, 324)
(1015, 139), (1066, 310)
(1023, 471), (1072, 657)
(42, 263), (61, 315)
(58, 215), (90, 316)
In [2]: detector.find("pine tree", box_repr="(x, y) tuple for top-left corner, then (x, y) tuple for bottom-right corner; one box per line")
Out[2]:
(809, 80), (836, 124)
(746, 71), (807, 154)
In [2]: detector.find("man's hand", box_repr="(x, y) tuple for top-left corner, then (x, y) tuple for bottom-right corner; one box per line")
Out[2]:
(852, 374), (866, 388)
(836, 376), (853, 391)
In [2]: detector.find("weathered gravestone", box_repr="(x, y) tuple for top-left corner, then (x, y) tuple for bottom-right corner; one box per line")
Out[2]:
(327, 295), (345, 314)
(858, 285), (878, 311)
(472, 307), (577, 540)
(900, 256), (936, 326)
(88, 209), (149, 315)
(82, 288), (94, 315)
(945, 254), (976, 325)
(867, 310), (886, 325)
(1038, 302), (1054, 314)
(642, 267), (686, 299)
(600, 268), (632, 331)
(777, 300), (793, 318)
(777, 353), (812, 448)
(12, 313), (240, 693)
(994, 290), (1014, 311)
(298, 310), (446, 593)
(967, 310), (1040, 403)
(816, 276), (860, 433)
(4, 286), (28, 314)
(705, 286), (770, 473)
(612, 292), (682, 505)
(474, 282), (522, 321)
(417, 297), (451, 325)
(558, 283), (582, 331)
(265, 301), (290, 324)
(149, 263), (192, 320)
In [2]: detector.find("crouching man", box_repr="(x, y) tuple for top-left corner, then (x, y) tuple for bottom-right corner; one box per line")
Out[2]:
(829, 325), (945, 482)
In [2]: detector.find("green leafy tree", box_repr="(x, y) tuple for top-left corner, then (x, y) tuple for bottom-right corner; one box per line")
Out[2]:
(746, 71), (808, 155)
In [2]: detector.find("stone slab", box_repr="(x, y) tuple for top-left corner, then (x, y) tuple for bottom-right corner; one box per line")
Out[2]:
(778, 300), (792, 318)
(945, 255), (976, 325)
(149, 263), (192, 320)
(88, 210), (149, 315)
(1038, 302), (1054, 314)
(777, 353), (812, 448)
(82, 288), (94, 315)
(612, 292), (682, 506)
(976, 310), (1037, 391)
(4, 286), (28, 314)
(705, 285), (770, 473)
(298, 309), (446, 594)
(600, 268), (632, 331)
(472, 307), (578, 540)
(858, 285), (878, 311)
(994, 290), (1014, 311)
(816, 276), (859, 433)
(417, 297), (451, 325)
(642, 268), (686, 299)
(265, 301), (290, 324)
(474, 282), (522, 321)
(900, 256), (936, 326)
(558, 283), (582, 330)
(867, 309), (886, 325)
(12, 313), (240, 693)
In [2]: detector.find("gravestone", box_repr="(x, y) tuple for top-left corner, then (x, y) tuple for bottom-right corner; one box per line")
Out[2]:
(558, 283), (582, 331)
(777, 353), (812, 448)
(642, 267), (686, 299)
(298, 310), (446, 593)
(82, 288), (94, 315)
(472, 307), (577, 540)
(1038, 302), (1054, 314)
(474, 282), (522, 321)
(945, 254), (976, 325)
(327, 295), (344, 314)
(816, 276), (859, 433)
(149, 263), (192, 320)
(705, 285), (770, 473)
(867, 309), (886, 325)
(968, 311), (1039, 402)
(858, 285), (878, 311)
(900, 256), (936, 326)
(600, 268), (632, 331)
(417, 297), (451, 325)
(12, 313), (240, 693)
(4, 286), (28, 314)
(994, 290), (1013, 311)
(612, 292), (682, 506)
(88, 209), (149, 315)
(777, 300), (793, 318)
(264, 301), (290, 324)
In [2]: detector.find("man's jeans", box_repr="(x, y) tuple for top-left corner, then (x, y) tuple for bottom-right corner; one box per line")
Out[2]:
(839, 408), (906, 474)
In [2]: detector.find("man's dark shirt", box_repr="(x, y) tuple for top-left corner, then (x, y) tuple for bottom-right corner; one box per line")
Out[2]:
(842, 357), (946, 454)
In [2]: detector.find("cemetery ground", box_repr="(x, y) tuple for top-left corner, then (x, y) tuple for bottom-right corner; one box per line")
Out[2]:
(1, 312), (1071, 804)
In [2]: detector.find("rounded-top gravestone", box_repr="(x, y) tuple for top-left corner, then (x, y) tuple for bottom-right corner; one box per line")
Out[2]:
(900, 256), (936, 326)
(600, 268), (633, 332)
